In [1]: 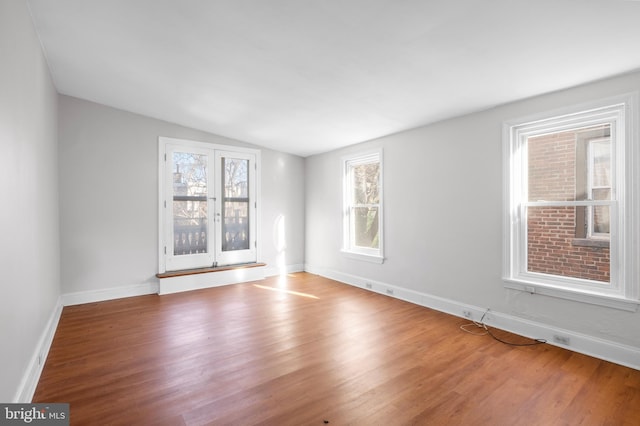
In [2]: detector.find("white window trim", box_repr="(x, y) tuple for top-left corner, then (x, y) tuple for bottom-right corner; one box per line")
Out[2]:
(158, 137), (261, 274)
(342, 149), (384, 264)
(502, 93), (639, 312)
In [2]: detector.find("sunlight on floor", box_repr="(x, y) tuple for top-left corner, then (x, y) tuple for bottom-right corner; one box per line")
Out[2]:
(253, 283), (319, 299)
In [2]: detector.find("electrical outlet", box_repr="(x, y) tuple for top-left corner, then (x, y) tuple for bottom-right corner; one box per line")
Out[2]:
(386, 288), (394, 296)
(463, 310), (473, 319)
(365, 282), (372, 289)
(38, 354), (42, 366)
(553, 335), (570, 345)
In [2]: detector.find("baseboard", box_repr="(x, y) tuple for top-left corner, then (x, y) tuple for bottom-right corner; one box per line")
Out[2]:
(304, 264), (640, 371)
(14, 297), (63, 402)
(62, 282), (159, 306)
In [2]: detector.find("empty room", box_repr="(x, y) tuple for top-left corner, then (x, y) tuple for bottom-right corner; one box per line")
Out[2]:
(2, 0), (640, 424)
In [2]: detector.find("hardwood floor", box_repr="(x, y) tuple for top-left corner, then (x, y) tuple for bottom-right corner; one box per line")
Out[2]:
(34, 273), (640, 425)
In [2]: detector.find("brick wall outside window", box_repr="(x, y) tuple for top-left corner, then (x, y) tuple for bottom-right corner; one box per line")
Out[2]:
(527, 132), (610, 283)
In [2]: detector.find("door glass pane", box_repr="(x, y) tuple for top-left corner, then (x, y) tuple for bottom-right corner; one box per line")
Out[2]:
(222, 157), (249, 252)
(173, 152), (208, 256)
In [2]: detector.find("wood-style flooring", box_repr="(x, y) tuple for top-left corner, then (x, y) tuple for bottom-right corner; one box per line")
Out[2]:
(33, 273), (640, 425)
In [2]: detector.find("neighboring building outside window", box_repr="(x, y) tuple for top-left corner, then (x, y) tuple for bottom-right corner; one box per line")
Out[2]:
(342, 150), (384, 263)
(503, 95), (639, 311)
(586, 137), (611, 239)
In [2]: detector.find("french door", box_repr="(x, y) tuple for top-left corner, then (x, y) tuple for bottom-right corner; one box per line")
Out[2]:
(160, 138), (258, 272)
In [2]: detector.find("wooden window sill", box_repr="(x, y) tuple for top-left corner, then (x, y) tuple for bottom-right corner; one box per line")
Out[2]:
(156, 262), (266, 279)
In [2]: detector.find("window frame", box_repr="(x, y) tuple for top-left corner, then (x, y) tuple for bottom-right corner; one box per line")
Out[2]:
(342, 149), (384, 264)
(503, 94), (639, 311)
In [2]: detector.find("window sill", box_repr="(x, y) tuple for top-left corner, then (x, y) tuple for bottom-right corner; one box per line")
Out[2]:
(341, 250), (384, 264)
(156, 262), (266, 279)
(571, 238), (610, 248)
(504, 278), (638, 312)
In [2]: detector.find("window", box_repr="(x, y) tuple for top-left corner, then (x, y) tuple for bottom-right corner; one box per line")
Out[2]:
(342, 150), (383, 263)
(159, 138), (259, 272)
(503, 95), (639, 311)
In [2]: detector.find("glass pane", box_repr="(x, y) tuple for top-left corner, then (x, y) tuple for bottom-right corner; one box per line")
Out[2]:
(173, 152), (207, 196)
(222, 201), (249, 251)
(222, 157), (250, 252)
(590, 139), (611, 188)
(589, 190), (611, 236)
(172, 152), (208, 256)
(353, 206), (379, 249)
(224, 158), (248, 198)
(528, 124), (609, 202)
(591, 205), (610, 235)
(592, 188), (611, 201)
(351, 163), (379, 205)
(527, 206), (609, 283)
(173, 205), (208, 255)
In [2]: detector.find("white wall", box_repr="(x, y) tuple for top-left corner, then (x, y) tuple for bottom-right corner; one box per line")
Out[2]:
(59, 96), (305, 295)
(305, 70), (640, 351)
(0, 0), (61, 401)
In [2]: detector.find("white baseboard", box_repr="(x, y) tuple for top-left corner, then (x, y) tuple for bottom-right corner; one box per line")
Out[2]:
(14, 297), (63, 402)
(62, 282), (159, 306)
(304, 264), (640, 371)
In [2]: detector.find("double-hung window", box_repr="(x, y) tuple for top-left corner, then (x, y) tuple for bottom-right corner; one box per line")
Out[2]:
(503, 94), (639, 311)
(342, 150), (384, 263)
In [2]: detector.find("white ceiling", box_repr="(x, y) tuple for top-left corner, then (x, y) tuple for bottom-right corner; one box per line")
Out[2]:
(27, 0), (640, 157)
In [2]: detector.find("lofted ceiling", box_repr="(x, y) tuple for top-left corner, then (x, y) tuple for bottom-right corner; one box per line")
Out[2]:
(27, 0), (640, 157)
